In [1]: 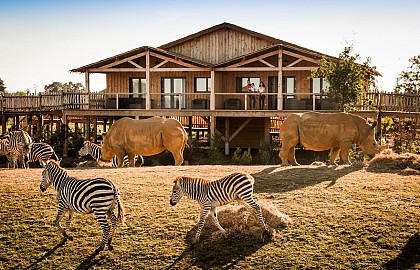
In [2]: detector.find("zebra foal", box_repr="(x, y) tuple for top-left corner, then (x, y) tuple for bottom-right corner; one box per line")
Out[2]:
(170, 172), (269, 243)
(77, 141), (143, 167)
(39, 160), (126, 252)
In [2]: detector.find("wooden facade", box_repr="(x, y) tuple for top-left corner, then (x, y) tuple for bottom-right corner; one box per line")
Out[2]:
(1, 23), (419, 156)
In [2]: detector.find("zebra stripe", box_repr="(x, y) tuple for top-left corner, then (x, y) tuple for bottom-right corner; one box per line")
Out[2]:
(26, 142), (59, 166)
(170, 172), (268, 242)
(40, 160), (125, 252)
(0, 138), (13, 167)
(6, 130), (33, 168)
(77, 141), (143, 167)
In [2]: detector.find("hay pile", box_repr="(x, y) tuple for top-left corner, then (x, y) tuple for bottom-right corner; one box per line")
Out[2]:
(367, 149), (420, 175)
(76, 160), (98, 167)
(200, 201), (292, 241)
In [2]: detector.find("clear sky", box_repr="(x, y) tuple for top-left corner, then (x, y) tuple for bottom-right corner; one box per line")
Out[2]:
(0, 0), (419, 93)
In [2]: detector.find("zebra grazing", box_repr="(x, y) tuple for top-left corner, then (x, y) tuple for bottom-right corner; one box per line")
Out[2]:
(77, 141), (143, 167)
(6, 130), (33, 168)
(26, 142), (59, 167)
(39, 160), (125, 252)
(170, 172), (269, 243)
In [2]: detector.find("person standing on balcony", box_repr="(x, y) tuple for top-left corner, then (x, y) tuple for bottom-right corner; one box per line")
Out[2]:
(258, 82), (266, 110)
(249, 83), (256, 109)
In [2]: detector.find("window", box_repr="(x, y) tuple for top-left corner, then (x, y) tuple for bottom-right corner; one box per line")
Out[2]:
(283, 77), (296, 98)
(311, 78), (329, 98)
(236, 77), (260, 92)
(195, 78), (211, 92)
(161, 77), (186, 109)
(129, 78), (146, 98)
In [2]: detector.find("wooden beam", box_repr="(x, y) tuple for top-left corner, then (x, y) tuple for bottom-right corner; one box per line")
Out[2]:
(227, 50), (278, 68)
(149, 52), (198, 68)
(215, 67), (279, 71)
(286, 58), (303, 67)
(229, 118), (252, 141)
(210, 70), (215, 110)
(282, 67), (316, 71)
(259, 59), (275, 67)
(146, 49), (151, 110)
(150, 67), (212, 72)
(153, 60), (168, 69)
(283, 50), (321, 64)
(225, 118), (229, 155)
(101, 52), (146, 69)
(278, 48), (283, 111)
(89, 68), (146, 72)
(128, 60), (143, 69)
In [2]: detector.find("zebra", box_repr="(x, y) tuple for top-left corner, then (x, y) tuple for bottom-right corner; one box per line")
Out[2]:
(39, 159), (126, 252)
(77, 141), (143, 167)
(26, 142), (59, 166)
(0, 138), (13, 167)
(6, 130), (33, 168)
(170, 172), (269, 243)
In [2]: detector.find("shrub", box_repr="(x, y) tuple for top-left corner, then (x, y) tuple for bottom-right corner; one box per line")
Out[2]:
(240, 148), (252, 165)
(255, 140), (279, 165)
(232, 147), (242, 165)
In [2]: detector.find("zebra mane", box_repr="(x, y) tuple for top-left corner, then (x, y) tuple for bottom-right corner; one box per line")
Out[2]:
(176, 176), (212, 184)
(47, 160), (68, 176)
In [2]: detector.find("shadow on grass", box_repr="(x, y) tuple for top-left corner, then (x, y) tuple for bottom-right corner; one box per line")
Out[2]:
(166, 227), (276, 270)
(252, 164), (362, 194)
(383, 233), (420, 270)
(75, 249), (105, 270)
(24, 238), (68, 270)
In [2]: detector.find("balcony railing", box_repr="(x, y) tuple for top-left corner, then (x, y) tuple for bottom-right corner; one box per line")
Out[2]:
(1, 91), (418, 113)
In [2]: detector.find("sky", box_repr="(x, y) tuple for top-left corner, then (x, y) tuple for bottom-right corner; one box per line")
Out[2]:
(0, 0), (419, 93)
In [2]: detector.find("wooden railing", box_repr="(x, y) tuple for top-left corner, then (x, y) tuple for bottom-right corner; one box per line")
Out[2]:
(1, 91), (418, 113)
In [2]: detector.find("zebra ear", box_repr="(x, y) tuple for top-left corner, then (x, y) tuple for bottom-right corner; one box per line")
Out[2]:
(40, 159), (50, 168)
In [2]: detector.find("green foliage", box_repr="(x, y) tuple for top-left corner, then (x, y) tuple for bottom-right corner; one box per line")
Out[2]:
(382, 117), (420, 154)
(44, 81), (84, 93)
(395, 55), (420, 95)
(184, 139), (207, 164)
(0, 78), (6, 94)
(206, 135), (224, 165)
(311, 46), (377, 111)
(240, 148), (253, 165)
(255, 140), (279, 165)
(232, 147), (242, 165)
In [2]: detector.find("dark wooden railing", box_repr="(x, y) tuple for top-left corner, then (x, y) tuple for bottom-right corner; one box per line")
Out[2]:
(1, 91), (418, 113)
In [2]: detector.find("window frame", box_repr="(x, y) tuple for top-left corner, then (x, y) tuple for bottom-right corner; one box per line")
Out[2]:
(194, 77), (211, 93)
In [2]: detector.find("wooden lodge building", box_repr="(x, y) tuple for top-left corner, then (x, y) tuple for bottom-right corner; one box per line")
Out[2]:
(1, 23), (419, 157)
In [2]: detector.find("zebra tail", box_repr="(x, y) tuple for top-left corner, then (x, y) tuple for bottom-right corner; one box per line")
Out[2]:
(115, 187), (126, 225)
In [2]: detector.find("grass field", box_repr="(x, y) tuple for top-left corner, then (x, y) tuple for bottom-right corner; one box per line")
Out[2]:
(0, 164), (419, 269)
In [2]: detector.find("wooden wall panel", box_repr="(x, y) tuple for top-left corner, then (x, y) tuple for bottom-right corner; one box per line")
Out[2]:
(166, 29), (275, 64)
(216, 117), (268, 148)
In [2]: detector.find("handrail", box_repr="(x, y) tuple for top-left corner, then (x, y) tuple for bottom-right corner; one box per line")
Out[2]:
(0, 91), (418, 112)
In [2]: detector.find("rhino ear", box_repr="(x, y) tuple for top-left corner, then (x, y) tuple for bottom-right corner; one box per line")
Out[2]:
(371, 120), (377, 128)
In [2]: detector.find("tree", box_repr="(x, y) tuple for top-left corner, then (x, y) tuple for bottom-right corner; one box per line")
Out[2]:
(395, 55), (420, 95)
(311, 46), (377, 111)
(44, 81), (84, 93)
(0, 78), (7, 94)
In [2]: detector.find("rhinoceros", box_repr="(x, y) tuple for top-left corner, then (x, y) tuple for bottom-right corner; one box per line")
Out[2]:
(279, 112), (384, 166)
(102, 117), (188, 166)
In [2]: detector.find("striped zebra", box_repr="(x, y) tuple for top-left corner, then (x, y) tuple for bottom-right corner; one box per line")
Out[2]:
(6, 130), (33, 168)
(0, 138), (13, 167)
(170, 172), (268, 243)
(39, 160), (125, 252)
(26, 142), (59, 166)
(77, 141), (143, 167)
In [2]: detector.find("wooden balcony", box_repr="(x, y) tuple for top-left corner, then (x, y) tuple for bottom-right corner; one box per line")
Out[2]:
(1, 91), (419, 118)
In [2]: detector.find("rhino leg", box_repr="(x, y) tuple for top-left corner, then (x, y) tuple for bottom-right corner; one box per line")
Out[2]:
(328, 147), (340, 165)
(170, 150), (184, 166)
(288, 149), (300, 166)
(114, 148), (125, 167)
(339, 144), (352, 165)
(127, 153), (136, 167)
(280, 137), (299, 166)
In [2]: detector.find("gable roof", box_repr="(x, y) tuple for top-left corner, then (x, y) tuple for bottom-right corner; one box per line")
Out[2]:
(71, 22), (336, 73)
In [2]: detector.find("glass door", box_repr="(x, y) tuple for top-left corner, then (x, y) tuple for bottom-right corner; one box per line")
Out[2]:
(162, 78), (186, 109)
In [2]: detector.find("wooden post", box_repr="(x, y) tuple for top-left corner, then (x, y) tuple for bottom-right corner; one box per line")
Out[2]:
(85, 71), (90, 109)
(37, 115), (42, 141)
(188, 116), (193, 145)
(210, 116), (216, 145)
(63, 114), (68, 158)
(224, 118), (230, 155)
(210, 70), (215, 110)
(146, 48), (151, 110)
(93, 117), (97, 143)
(2, 115), (7, 134)
(278, 47), (283, 111)
(85, 116), (91, 140)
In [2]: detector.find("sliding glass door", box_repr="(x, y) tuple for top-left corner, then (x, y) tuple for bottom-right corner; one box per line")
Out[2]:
(161, 78), (186, 109)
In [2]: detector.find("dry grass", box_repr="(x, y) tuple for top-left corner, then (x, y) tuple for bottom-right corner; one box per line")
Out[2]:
(0, 161), (419, 269)
(367, 149), (420, 174)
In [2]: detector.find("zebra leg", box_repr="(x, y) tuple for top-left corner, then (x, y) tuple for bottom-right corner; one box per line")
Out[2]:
(194, 206), (211, 243)
(107, 208), (118, 251)
(244, 198), (268, 231)
(210, 208), (227, 237)
(94, 211), (110, 251)
(65, 210), (74, 240)
(243, 206), (251, 226)
(55, 208), (71, 240)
